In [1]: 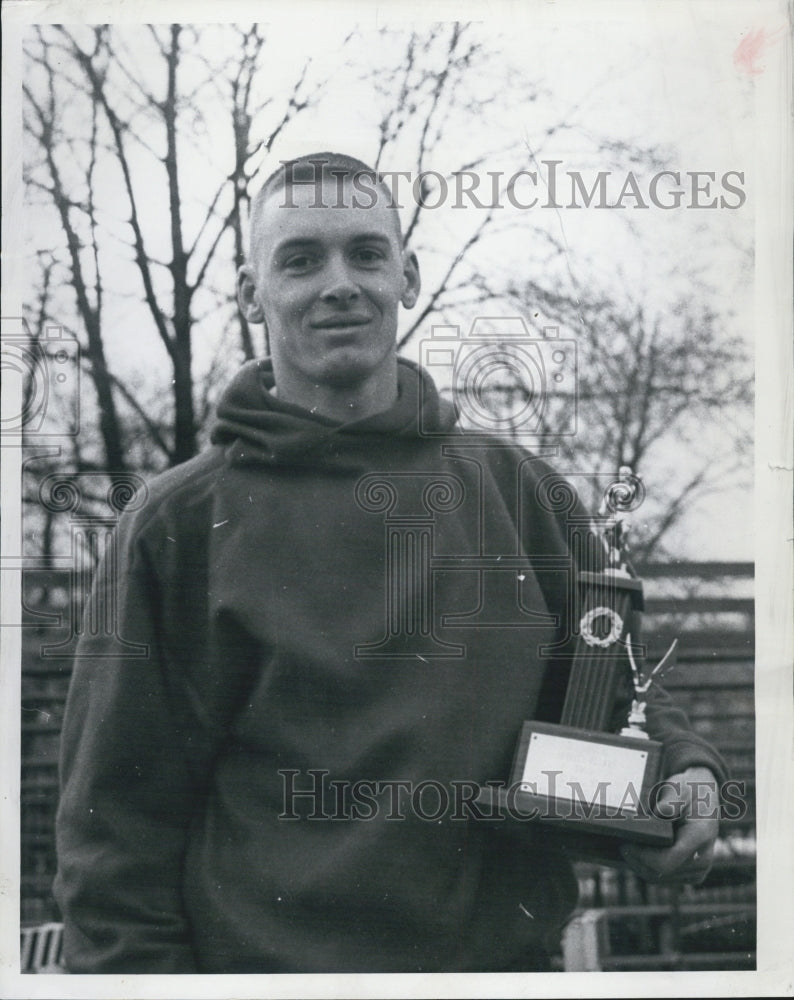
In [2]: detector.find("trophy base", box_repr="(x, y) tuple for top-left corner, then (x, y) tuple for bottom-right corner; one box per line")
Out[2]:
(476, 721), (675, 854)
(475, 786), (673, 866)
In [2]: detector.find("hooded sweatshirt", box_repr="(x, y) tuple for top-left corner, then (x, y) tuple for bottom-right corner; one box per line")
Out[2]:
(54, 358), (727, 973)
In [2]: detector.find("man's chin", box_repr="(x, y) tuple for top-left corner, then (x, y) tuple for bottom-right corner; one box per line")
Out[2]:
(313, 354), (393, 388)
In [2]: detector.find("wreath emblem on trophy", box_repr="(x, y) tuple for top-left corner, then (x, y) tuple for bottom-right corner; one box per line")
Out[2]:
(579, 606), (624, 648)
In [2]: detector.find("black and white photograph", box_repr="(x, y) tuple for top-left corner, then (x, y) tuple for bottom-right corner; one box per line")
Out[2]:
(1, 0), (792, 996)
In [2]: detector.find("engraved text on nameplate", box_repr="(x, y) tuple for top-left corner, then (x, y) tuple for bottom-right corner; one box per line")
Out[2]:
(520, 732), (648, 811)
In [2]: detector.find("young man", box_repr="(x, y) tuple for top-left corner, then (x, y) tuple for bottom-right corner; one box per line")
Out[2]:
(54, 153), (725, 973)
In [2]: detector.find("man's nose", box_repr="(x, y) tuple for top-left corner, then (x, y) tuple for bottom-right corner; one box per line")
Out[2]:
(320, 256), (360, 302)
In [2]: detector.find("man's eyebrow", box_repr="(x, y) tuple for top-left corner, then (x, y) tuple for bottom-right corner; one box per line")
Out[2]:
(271, 237), (323, 254)
(272, 233), (394, 255)
(347, 233), (392, 244)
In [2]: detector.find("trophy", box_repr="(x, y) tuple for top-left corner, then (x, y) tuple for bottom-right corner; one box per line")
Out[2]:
(478, 468), (677, 859)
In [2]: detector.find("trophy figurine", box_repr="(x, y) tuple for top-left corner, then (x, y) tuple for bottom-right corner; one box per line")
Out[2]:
(478, 468), (677, 858)
(620, 634), (678, 739)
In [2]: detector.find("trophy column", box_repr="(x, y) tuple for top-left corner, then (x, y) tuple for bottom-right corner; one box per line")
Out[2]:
(560, 566), (643, 731)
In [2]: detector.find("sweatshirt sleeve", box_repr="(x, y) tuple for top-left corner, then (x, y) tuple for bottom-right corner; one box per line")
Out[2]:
(643, 682), (730, 785)
(54, 510), (207, 973)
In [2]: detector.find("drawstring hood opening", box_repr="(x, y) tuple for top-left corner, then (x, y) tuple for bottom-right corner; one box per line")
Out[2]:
(211, 356), (458, 469)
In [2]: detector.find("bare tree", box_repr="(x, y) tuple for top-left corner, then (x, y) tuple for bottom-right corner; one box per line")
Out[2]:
(490, 277), (753, 558)
(363, 23), (671, 351)
(363, 24), (522, 346)
(23, 22), (321, 473)
(22, 23), (327, 562)
(24, 38), (127, 474)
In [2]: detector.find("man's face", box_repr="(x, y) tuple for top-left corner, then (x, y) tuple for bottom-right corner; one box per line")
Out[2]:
(238, 176), (420, 394)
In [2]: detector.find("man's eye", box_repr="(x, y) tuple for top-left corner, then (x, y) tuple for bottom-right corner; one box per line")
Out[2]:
(283, 254), (318, 270)
(353, 248), (385, 265)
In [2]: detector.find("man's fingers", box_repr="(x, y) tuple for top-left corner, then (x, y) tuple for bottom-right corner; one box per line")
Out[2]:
(628, 766), (722, 882)
(620, 818), (718, 883)
(620, 843), (712, 884)
(684, 843), (716, 885)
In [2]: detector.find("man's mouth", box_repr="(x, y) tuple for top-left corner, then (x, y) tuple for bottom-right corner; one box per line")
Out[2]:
(311, 315), (372, 329)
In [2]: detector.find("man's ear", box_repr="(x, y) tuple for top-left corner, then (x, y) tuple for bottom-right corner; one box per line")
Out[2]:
(237, 264), (265, 324)
(401, 249), (421, 309)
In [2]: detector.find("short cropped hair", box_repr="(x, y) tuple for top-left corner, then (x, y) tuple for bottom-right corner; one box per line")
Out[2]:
(248, 152), (403, 256)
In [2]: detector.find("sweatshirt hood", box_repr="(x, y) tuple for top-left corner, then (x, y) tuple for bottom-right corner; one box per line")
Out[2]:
(211, 357), (458, 468)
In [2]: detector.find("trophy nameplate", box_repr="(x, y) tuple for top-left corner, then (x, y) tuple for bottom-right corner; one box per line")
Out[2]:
(478, 468), (677, 859)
